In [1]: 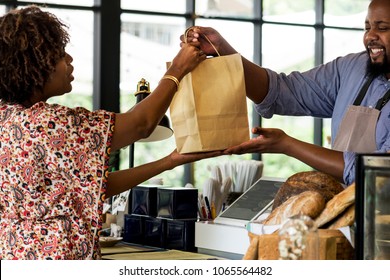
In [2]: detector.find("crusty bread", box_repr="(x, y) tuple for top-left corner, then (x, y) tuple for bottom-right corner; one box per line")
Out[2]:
(263, 191), (326, 225)
(273, 171), (344, 210)
(314, 183), (355, 228)
(327, 203), (355, 229)
(243, 233), (259, 260)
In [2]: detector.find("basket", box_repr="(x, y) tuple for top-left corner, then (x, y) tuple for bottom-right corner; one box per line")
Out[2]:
(244, 229), (354, 260)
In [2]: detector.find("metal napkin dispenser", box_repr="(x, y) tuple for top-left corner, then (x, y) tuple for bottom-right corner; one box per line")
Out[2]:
(355, 153), (390, 260)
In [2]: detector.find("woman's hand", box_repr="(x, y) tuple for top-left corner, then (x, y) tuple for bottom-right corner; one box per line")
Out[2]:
(106, 149), (223, 198)
(168, 42), (206, 80)
(168, 149), (223, 168)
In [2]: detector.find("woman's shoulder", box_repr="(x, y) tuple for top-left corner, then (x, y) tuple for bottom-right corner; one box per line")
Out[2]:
(30, 102), (114, 120)
(32, 102), (88, 114)
(1, 101), (114, 127)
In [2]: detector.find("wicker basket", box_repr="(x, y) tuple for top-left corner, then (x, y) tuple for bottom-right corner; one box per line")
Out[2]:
(244, 229), (354, 260)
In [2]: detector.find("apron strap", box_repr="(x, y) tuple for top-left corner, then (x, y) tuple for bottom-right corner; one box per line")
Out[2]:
(353, 75), (374, 106)
(375, 89), (390, 110)
(353, 74), (390, 110)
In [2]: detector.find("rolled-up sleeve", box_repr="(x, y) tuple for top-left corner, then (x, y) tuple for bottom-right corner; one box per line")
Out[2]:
(343, 151), (356, 185)
(255, 67), (337, 119)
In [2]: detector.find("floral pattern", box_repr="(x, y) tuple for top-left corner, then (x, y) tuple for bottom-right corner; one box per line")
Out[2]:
(0, 101), (115, 260)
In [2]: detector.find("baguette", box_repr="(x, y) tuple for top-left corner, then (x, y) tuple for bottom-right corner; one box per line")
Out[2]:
(243, 234), (258, 260)
(314, 183), (355, 228)
(263, 191), (326, 225)
(327, 203), (355, 229)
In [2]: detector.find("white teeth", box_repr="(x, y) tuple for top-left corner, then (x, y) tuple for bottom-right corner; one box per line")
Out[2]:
(371, 48), (383, 54)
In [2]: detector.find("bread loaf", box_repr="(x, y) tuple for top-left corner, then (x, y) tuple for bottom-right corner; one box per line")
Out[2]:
(263, 191), (326, 225)
(314, 183), (355, 228)
(242, 234), (259, 260)
(273, 171), (344, 210)
(327, 204), (355, 229)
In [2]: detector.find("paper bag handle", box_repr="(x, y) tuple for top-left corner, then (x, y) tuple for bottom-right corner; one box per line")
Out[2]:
(184, 27), (221, 57)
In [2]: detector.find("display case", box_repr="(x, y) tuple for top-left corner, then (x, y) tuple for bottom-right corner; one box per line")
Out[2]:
(355, 153), (390, 260)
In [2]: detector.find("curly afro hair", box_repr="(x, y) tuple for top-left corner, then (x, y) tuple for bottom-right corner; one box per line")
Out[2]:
(0, 5), (70, 104)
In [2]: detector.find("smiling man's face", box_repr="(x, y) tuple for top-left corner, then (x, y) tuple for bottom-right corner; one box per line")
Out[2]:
(364, 0), (390, 78)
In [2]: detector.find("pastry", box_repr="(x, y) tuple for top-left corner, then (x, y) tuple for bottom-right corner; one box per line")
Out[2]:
(263, 190), (326, 225)
(328, 203), (355, 229)
(273, 171), (344, 209)
(314, 183), (355, 228)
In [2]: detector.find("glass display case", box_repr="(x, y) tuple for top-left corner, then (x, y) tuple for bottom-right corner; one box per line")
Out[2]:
(355, 154), (390, 260)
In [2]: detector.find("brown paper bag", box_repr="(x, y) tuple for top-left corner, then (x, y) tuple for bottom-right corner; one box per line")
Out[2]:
(169, 33), (250, 154)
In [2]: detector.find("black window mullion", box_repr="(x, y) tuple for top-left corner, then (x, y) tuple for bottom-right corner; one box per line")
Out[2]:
(183, 0), (196, 186)
(251, 0), (263, 162)
(93, 0), (120, 112)
(93, 0), (121, 171)
(314, 0), (325, 147)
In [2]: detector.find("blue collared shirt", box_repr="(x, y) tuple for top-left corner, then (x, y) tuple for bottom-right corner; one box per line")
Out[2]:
(255, 51), (390, 185)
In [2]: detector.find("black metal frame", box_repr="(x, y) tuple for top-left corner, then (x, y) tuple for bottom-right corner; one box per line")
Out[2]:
(355, 153), (390, 260)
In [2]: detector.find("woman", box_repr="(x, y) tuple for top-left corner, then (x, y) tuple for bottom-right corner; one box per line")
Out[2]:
(0, 6), (219, 260)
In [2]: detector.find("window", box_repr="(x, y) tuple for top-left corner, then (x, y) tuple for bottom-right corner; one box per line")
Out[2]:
(121, 0), (186, 13)
(18, 0), (95, 7)
(195, 0), (255, 19)
(324, 0), (369, 28)
(119, 13), (186, 186)
(263, 0), (315, 24)
(46, 8), (94, 110)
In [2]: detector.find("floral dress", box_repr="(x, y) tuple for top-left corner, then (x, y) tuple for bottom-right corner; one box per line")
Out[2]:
(0, 101), (115, 260)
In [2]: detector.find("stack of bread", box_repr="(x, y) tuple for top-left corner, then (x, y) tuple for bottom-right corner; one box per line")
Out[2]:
(261, 171), (355, 229)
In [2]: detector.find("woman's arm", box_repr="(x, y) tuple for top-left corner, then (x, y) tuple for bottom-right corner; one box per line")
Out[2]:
(111, 42), (206, 151)
(105, 149), (223, 198)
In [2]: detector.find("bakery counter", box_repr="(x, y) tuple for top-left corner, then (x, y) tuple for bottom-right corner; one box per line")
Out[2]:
(195, 221), (248, 260)
(193, 171), (358, 260)
(100, 242), (224, 260)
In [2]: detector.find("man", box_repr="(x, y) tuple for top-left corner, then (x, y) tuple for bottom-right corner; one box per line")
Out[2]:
(184, 0), (390, 185)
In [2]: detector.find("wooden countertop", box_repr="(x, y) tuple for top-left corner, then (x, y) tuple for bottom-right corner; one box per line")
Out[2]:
(101, 242), (222, 260)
